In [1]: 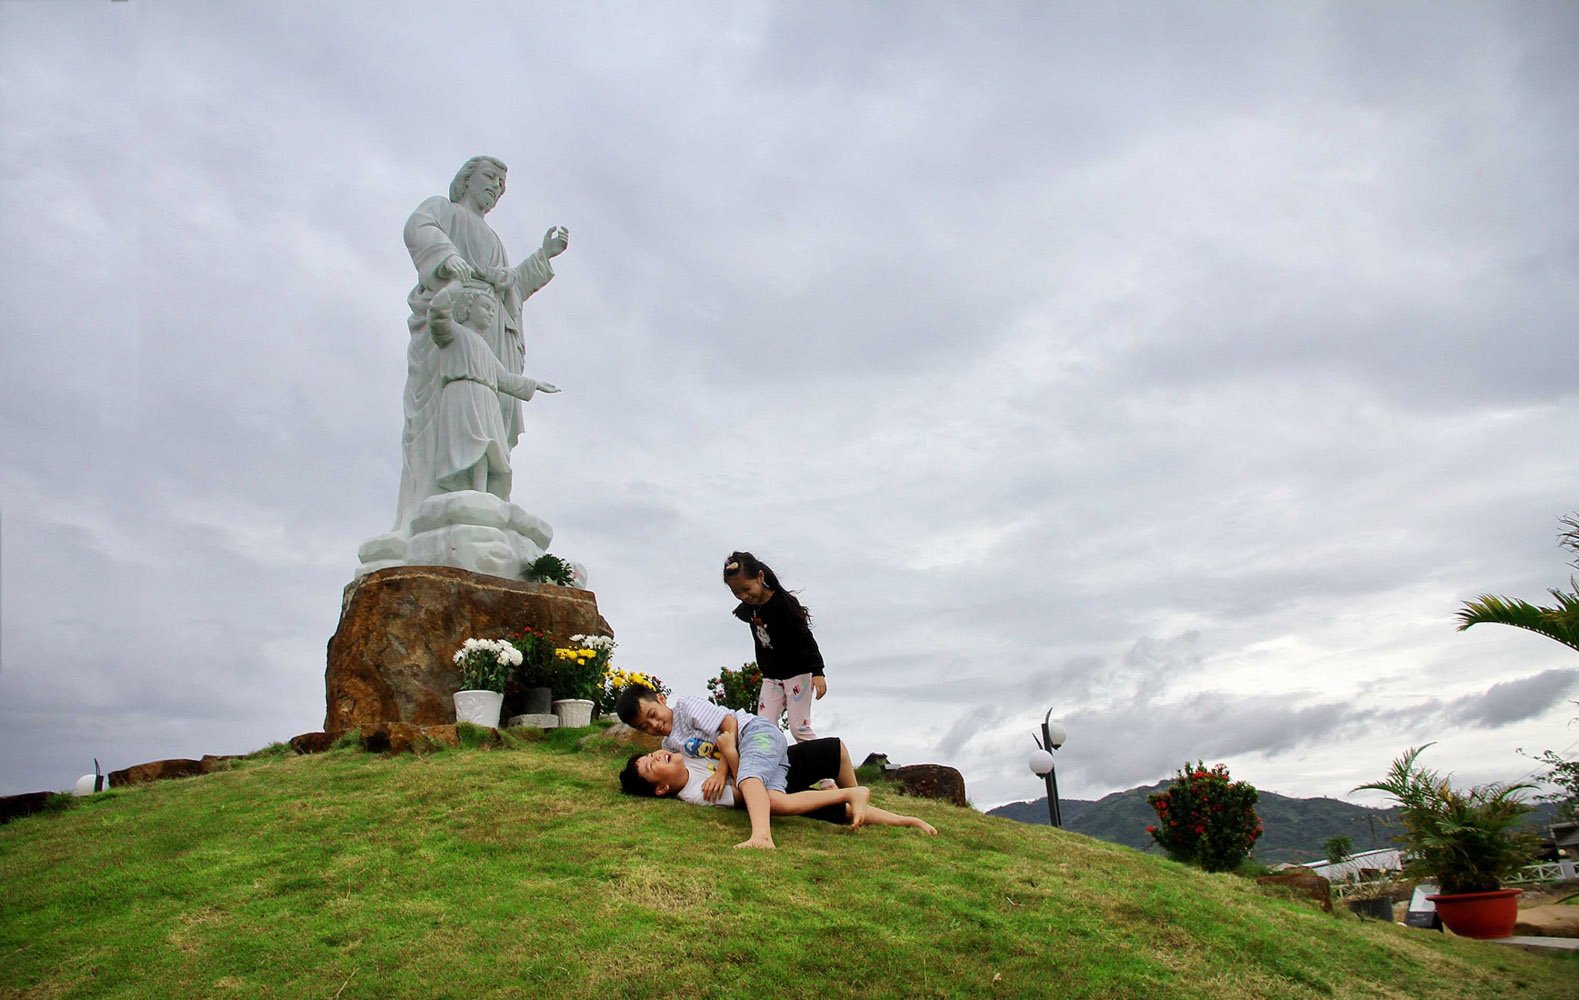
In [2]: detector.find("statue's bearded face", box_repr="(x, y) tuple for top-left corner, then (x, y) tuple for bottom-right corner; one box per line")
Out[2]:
(465, 163), (506, 213)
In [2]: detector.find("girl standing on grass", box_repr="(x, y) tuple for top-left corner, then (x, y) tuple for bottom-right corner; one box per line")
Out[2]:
(723, 551), (827, 743)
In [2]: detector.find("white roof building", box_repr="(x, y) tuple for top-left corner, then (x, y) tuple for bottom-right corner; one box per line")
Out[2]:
(1302, 847), (1404, 881)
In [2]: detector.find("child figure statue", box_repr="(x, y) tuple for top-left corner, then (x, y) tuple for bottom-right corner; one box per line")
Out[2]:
(427, 279), (560, 498)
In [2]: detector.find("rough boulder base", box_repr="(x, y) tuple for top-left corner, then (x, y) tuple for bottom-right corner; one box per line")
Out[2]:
(108, 758), (209, 787)
(289, 731), (338, 755)
(889, 763), (968, 807)
(1255, 870), (1334, 914)
(0, 792), (54, 825)
(324, 565), (608, 731)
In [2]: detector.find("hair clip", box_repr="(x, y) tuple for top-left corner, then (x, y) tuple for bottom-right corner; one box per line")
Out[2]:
(724, 561), (740, 571)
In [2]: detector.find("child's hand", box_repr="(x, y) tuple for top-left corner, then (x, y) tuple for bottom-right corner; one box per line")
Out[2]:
(701, 770), (727, 802)
(812, 676), (827, 700)
(717, 730), (736, 753)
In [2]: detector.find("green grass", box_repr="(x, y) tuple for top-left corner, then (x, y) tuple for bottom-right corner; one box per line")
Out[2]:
(2, 734), (1575, 999)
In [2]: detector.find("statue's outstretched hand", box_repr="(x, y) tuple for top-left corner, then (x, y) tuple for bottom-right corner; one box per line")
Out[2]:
(542, 225), (570, 259)
(534, 381), (561, 394)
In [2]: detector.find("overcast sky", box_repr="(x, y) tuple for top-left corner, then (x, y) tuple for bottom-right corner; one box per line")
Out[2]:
(2, 1), (1576, 812)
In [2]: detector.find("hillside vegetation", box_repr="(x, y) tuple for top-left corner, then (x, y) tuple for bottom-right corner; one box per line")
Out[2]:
(992, 786), (1559, 865)
(3, 730), (1574, 999)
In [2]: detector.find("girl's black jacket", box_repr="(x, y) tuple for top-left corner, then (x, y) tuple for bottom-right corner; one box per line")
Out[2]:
(731, 589), (826, 681)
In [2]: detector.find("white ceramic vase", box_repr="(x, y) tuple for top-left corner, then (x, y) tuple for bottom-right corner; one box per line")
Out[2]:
(552, 698), (594, 728)
(454, 689), (505, 727)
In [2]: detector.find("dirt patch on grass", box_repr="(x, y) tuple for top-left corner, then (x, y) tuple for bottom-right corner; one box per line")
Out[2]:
(605, 861), (720, 911)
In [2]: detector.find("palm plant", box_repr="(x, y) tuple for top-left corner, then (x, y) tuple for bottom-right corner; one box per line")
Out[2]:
(1354, 744), (1538, 895)
(1456, 512), (1579, 652)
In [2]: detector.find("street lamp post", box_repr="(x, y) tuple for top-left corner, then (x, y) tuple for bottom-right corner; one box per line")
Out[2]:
(1027, 709), (1067, 828)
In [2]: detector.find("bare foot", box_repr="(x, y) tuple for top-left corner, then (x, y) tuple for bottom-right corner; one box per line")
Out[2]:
(905, 816), (938, 835)
(849, 786), (871, 829)
(734, 836), (775, 849)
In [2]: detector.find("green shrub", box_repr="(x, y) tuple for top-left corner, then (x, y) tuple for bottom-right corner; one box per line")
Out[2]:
(526, 553), (574, 585)
(1322, 835), (1353, 866)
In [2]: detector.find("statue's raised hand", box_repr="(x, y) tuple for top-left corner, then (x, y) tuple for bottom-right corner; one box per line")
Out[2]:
(534, 381), (561, 394)
(429, 311), (455, 347)
(542, 225), (570, 259)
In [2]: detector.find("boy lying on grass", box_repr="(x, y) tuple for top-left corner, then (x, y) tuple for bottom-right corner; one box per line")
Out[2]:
(616, 686), (936, 848)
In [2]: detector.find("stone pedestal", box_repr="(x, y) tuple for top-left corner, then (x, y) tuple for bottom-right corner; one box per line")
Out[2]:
(325, 565), (609, 732)
(356, 490), (585, 584)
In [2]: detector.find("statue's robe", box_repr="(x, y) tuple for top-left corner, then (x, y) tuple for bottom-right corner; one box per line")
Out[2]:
(432, 323), (543, 497)
(395, 196), (554, 533)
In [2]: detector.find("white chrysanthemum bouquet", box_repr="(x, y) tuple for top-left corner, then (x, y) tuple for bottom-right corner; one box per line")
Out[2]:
(452, 637), (523, 693)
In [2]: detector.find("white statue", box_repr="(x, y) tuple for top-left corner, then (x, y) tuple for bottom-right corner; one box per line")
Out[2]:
(427, 279), (559, 497)
(394, 155), (569, 533)
(357, 157), (576, 582)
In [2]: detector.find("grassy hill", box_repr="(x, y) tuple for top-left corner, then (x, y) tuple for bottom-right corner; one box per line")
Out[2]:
(3, 729), (1575, 999)
(992, 785), (1559, 865)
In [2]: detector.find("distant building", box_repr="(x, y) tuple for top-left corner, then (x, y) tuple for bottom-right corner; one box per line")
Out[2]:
(1552, 822), (1579, 862)
(1302, 847), (1403, 881)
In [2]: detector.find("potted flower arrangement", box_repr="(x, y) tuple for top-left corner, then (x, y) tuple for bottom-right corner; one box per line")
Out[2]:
(1354, 744), (1539, 939)
(508, 626), (557, 715)
(451, 637), (522, 728)
(599, 666), (670, 719)
(549, 633), (615, 727)
(1343, 878), (1403, 922)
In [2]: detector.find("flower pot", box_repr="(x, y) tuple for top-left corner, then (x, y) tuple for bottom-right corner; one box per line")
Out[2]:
(552, 698), (594, 728)
(1347, 896), (1394, 921)
(453, 689), (504, 728)
(523, 686), (554, 715)
(1425, 888), (1522, 939)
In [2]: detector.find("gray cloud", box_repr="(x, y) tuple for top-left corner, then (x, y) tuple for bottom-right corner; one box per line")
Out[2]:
(936, 705), (1006, 761)
(1448, 668), (1579, 727)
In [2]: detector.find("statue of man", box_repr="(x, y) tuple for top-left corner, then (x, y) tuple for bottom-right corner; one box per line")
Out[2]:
(393, 155), (569, 533)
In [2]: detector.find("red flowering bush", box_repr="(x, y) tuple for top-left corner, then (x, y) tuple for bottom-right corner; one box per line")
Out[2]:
(1146, 761), (1263, 872)
(707, 662), (762, 712)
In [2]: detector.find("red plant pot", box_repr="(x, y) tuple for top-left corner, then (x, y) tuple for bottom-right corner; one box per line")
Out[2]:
(1425, 888), (1522, 939)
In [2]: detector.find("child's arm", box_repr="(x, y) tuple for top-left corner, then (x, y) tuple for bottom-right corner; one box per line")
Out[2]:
(704, 728), (738, 802)
(429, 305), (455, 347)
(702, 715), (741, 800)
(494, 369), (558, 402)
